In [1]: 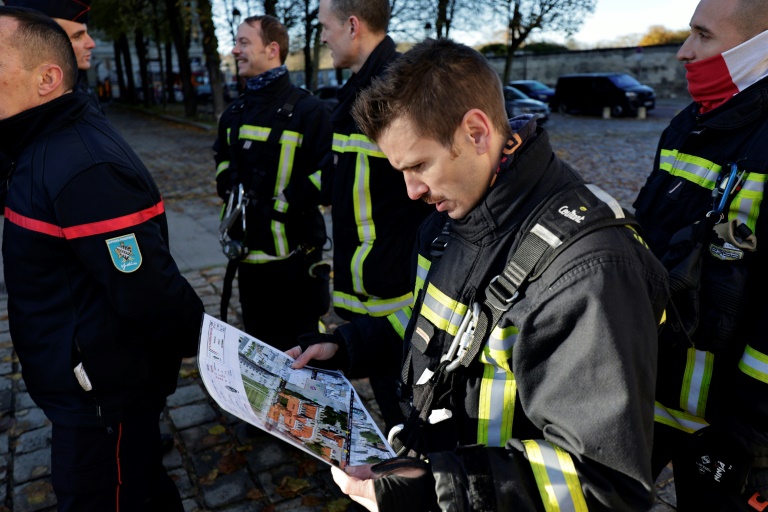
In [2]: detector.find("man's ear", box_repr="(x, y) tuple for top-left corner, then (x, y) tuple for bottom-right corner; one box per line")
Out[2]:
(36, 64), (65, 96)
(268, 41), (280, 61)
(462, 109), (493, 155)
(348, 15), (360, 39)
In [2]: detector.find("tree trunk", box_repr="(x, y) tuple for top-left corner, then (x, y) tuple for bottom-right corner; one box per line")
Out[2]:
(164, 0), (196, 117)
(113, 39), (127, 102)
(165, 40), (176, 104)
(197, 0), (225, 118)
(119, 33), (137, 103)
(264, 0), (278, 16)
(151, 2), (168, 106)
(135, 28), (153, 106)
(503, 51), (514, 84)
(312, 26), (321, 90)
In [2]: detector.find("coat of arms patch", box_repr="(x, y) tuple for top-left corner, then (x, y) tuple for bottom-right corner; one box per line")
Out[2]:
(106, 233), (142, 273)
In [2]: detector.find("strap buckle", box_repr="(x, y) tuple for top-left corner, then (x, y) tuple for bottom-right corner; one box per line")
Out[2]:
(486, 274), (520, 313)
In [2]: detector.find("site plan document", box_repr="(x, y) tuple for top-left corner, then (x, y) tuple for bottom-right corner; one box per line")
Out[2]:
(198, 313), (395, 468)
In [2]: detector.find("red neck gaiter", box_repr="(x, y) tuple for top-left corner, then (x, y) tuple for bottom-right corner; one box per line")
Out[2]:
(685, 30), (768, 114)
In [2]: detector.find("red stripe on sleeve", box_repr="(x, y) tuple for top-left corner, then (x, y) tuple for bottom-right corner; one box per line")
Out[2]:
(4, 200), (165, 239)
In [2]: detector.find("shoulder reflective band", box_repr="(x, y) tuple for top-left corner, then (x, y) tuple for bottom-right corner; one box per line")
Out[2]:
(477, 324), (518, 447)
(739, 345), (768, 384)
(5, 201), (165, 240)
(387, 307), (412, 340)
(654, 401), (708, 433)
(680, 348), (714, 417)
(332, 290), (413, 317)
(420, 283), (468, 336)
(522, 440), (588, 512)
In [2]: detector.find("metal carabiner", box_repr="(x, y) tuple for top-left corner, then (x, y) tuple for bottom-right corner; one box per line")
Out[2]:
(707, 163), (745, 220)
(446, 302), (481, 373)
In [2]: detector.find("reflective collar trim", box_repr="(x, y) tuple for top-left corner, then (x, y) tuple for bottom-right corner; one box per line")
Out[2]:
(523, 440), (588, 512)
(739, 345), (768, 384)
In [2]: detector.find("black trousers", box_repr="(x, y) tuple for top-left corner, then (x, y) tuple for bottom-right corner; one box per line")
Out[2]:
(51, 398), (182, 512)
(238, 251), (329, 352)
(653, 423), (765, 512)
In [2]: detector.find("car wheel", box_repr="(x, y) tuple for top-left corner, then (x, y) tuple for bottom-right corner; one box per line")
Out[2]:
(558, 103), (569, 114)
(610, 104), (624, 117)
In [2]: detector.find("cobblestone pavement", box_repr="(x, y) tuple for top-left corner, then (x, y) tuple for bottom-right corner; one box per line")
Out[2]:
(0, 102), (688, 511)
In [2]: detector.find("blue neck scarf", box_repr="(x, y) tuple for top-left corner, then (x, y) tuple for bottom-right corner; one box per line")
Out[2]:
(245, 65), (288, 91)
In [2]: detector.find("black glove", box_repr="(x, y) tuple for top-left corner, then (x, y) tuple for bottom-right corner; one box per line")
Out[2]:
(216, 174), (231, 201)
(676, 426), (754, 495)
(372, 457), (438, 512)
(296, 330), (349, 372)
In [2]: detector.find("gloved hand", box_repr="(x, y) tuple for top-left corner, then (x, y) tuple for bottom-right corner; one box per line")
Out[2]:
(289, 330), (349, 372)
(372, 458), (438, 512)
(676, 426), (754, 495)
(216, 174), (231, 201)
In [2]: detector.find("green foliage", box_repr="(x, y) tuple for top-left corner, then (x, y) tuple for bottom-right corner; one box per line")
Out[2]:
(522, 41), (568, 53)
(479, 43), (508, 56)
(639, 25), (689, 46)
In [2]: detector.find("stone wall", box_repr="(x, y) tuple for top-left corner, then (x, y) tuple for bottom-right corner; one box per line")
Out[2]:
(487, 44), (690, 99)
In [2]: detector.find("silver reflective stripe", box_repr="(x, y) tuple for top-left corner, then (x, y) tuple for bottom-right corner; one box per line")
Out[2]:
(523, 440), (587, 512)
(530, 224), (562, 248)
(216, 161), (230, 176)
(585, 183), (625, 218)
(332, 291), (414, 317)
(243, 250), (293, 264)
(351, 151), (374, 295)
(659, 150), (721, 189)
(681, 348), (713, 417)
(240, 125), (270, 140)
(654, 402), (708, 433)
(420, 284), (467, 336)
(739, 345), (768, 384)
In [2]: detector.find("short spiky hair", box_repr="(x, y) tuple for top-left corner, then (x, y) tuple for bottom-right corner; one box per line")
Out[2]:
(735, 0), (768, 39)
(326, 0), (389, 34)
(352, 38), (511, 149)
(0, 6), (77, 90)
(244, 15), (289, 64)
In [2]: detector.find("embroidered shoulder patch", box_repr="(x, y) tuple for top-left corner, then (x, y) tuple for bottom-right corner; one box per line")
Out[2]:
(106, 233), (142, 273)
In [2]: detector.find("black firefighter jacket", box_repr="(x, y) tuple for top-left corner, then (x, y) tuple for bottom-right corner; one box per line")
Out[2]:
(328, 36), (431, 319)
(213, 73), (332, 262)
(0, 92), (204, 427)
(634, 76), (768, 459)
(337, 118), (669, 510)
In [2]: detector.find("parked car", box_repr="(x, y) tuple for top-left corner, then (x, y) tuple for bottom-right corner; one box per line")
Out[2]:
(313, 85), (340, 108)
(503, 86), (550, 124)
(508, 79), (555, 104)
(552, 73), (656, 117)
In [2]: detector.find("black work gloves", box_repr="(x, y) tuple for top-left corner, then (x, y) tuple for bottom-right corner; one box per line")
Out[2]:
(372, 458), (439, 512)
(676, 426), (754, 495)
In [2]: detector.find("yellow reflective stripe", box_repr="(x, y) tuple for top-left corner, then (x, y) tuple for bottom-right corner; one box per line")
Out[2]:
(242, 250), (292, 264)
(333, 290), (413, 317)
(654, 402), (709, 433)
(332, 132), (386, 158)
(216, 161), (230, 177)
(309, 170), (321, 191)
(728, 172), (765, 232)
(270, 131), (300, 256)
(420, 284), (468, 336)
(415, 254), (431, 297)
(350, 151), (375, 295)
(523, 440), (588, 512)
(387, 307), (412, 340)
(680, 348), (713, 417)
(739, 345), (768, 384)
(477, 343), (516, 447)
(240, 124), (270, 141)
(659, 149), (721, 189)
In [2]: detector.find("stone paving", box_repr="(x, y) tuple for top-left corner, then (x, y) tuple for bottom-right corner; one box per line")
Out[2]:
(0, 102), (689, 511)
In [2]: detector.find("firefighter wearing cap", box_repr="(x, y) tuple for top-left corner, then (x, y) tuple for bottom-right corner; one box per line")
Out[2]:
(6, 0), (100, 111)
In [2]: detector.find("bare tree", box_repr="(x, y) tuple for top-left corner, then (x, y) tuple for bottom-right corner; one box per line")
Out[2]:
(501, 0), (596, 83)
(198, 0), (227, 118)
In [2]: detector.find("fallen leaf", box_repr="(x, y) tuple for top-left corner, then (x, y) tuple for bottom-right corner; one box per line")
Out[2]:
(208, 424), (226, 435)
(323, 497), (352, 512)
(275, 476), (311, 497)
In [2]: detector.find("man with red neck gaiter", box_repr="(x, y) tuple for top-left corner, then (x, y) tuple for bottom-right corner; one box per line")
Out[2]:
(633, 0), (768, 510)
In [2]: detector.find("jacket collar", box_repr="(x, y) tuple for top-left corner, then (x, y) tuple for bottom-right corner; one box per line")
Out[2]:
(452, 117), (568, 243)
(333, 36), (398, 126)
(243, 71), (292, 99)
(0, 92), (90, 159)
(694, 75), (768, 130)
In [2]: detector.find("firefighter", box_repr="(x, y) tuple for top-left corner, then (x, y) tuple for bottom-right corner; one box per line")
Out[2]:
(0, 7), (203, 510)
(633, 0), (768, 509)
(289, 39), (668, 511)
(317, 0), (431, 433)
(214, 15), (332, 351)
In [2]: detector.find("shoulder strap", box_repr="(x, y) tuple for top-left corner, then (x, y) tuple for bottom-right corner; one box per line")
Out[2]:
(460, 182), (639, 367)
(266, 87), (308, 146)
